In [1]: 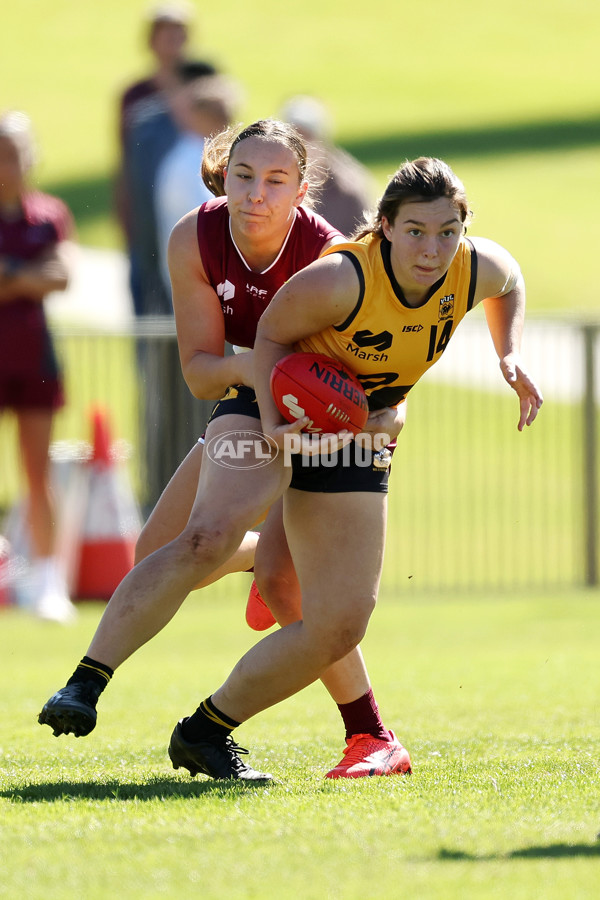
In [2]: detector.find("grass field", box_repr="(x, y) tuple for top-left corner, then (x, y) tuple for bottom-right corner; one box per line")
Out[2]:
(0, 0), (599, 312)
(1, 587), (600, 899)
(1, 7), (598, 896)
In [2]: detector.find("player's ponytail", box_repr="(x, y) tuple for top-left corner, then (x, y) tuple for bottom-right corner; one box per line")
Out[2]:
(201, 124), (238, 197)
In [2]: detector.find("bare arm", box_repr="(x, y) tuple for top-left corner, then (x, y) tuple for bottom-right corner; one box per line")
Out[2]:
(0, 241), (73, 304)
(471, 237), (543, 431)
(253, 252), (362, 447)
(168, 210), (255, 400)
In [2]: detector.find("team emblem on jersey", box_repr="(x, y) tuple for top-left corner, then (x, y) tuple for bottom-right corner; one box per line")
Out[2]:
(217, 279), (235, 302)
(438, 294), (455, 320)
(346, 329), (393, 363)
(352, 329), (393, 351)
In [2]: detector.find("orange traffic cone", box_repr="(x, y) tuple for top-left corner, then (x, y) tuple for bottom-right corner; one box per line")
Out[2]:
(72, 408), (142, 601)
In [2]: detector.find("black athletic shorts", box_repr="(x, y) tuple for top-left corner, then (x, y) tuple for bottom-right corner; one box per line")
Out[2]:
(206, 385), (259, 425)
(290, 439), (395, 494)
(206, 384), (394, 494)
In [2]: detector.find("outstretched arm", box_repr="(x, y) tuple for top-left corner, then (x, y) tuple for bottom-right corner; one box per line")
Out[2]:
(473, 237), (543, 431)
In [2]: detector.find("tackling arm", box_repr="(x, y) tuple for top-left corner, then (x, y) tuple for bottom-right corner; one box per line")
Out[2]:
(169, 211), (255, 400)
(253, 253), (361, 448)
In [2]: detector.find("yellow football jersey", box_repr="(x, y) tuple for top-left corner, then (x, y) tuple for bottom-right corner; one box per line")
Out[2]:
(297, 234), (477, 409)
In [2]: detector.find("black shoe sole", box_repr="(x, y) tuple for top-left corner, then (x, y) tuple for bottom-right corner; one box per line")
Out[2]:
(168, 747), (206, 778)
(38, 703), (97, 737)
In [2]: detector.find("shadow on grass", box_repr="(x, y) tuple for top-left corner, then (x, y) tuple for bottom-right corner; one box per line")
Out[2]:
(2, 776), (277, 803)
(36, 112), (600, 230)
(439, 843), (600, 861)
(344, 111), (600, 167)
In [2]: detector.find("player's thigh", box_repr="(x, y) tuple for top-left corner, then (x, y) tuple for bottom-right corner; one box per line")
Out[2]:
(136, 440), (204, 561)
(284, 488), (387, 624)
(188, 413), (290, 533)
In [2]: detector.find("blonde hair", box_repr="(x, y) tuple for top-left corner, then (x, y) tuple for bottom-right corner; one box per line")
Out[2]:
(0, 111), (37, 172)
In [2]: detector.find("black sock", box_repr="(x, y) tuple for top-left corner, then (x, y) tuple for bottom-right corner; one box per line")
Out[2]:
(66, 656), (114, 693)
(181, 696), (241, 743)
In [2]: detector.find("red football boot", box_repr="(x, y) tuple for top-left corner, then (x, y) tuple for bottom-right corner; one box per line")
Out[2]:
(245, 579), (276, 631)
(325, 731), (412, 778)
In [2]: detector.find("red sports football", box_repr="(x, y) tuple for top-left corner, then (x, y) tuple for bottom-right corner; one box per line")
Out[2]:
(270, 352), (369, 436)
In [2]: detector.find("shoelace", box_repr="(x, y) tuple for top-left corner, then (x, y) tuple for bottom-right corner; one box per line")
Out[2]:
(218, 736), (251, 773)
(341, 734), (381, 765)
(221, 736), (249, 755)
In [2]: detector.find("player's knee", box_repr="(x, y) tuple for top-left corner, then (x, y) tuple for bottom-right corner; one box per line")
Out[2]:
(329, 621), (369, 663)
(178, 522), (240, 572)
(309, 599), (375, 665)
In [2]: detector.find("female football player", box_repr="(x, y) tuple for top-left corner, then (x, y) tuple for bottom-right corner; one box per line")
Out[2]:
(167, 156), (543, 780)
(39, 120), (411, 781)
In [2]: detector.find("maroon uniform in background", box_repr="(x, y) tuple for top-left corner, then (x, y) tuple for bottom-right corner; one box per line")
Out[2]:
(118, 78), (160, 147)
(196, 196), (342, 349)
(0, 191), (73, 410)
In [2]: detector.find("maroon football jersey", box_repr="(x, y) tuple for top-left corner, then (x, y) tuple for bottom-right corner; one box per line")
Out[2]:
(196, 197), (342, 349)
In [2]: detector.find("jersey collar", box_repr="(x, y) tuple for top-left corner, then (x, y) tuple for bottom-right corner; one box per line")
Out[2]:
(229, 210), (297, 275)
(380, 237), (448, 309)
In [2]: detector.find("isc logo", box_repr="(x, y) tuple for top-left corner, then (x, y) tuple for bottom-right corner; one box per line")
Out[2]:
(402, 324), (423, 333)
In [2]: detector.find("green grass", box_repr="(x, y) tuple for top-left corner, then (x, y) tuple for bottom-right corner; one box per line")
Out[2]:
(0, 0), (598, 311)
(1, 586), (600, 898)
(1, 8), (598, 895)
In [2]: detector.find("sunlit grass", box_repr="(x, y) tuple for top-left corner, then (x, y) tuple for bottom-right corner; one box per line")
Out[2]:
(1, 589), (599, 898)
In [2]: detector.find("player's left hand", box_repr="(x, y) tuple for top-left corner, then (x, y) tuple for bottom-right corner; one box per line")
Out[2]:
(363, 402), (407, 444)
(263, 416), (354, 456)
(500, 353), (543, 431)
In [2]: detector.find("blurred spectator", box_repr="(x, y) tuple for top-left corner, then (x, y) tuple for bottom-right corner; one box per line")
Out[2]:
(154, 73), (242, 295)
(279, 94), (376, 237)
(0, 111), (77, 623)
(118, 3), (193, 143)
(123, 58), (218, 316)
(123, 59), (231, 512)
(115, 1), (218, 314)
